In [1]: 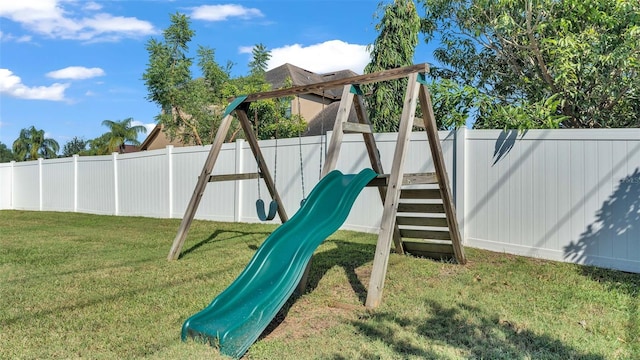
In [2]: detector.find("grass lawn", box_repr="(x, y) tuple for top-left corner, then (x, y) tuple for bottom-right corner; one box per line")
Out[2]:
(1, 210), (638, 359)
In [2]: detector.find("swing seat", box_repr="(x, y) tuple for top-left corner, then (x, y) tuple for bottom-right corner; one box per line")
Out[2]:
(256, 199), (278, 221)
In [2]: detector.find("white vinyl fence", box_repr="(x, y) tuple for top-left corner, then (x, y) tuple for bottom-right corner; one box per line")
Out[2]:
(1, 129), (638, 273)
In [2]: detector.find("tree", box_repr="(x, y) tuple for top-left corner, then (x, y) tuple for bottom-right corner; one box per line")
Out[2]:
(62, 137), (88, 157)
(248, 43), (271, 76)
(418, 0), (640, 129)
(0, 141), (14, 162)
(12, 126), (59, 161)
(99, 118), (147, 154)
(86, 133), (111, 156)
(364, 0), (421, 132)
(143, 13), (231, 145)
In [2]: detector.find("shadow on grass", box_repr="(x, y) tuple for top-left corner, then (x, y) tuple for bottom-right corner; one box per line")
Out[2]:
(349, 301), (605, 360)
(178, 229), (270, 259)
(580, 266), (639, 355)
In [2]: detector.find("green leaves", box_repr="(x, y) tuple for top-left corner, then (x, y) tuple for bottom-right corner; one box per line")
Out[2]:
(365, 0), (421, 132)
(12, 126), (59, 161)
(418, 0), (640, 129)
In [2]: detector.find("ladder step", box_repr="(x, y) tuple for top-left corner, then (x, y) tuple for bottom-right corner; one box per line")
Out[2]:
(403, 172), (438, 185)
(402, 239), (455, 258)
(208, 173), (260, 182)
(367, 172), (438, 187)
(342, 122), (373, 134)
(397, 203), (445, 213)
(396, 216), (449, 227)
(400, 189), (441, 199)
(399, 229), (451, 240)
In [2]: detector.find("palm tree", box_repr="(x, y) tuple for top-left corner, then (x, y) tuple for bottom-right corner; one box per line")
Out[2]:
(100, 118), (147, 153)
(12, 126), (59, 161)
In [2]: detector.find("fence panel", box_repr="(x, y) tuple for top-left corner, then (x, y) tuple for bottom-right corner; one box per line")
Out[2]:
(0, 162), (12, 209)
(118, 149), (169, 218)
(464, 129), (640, 273)
(77, 155), (115, 215)
(12, 161), (40, 210)
(42, 157), (74, 212)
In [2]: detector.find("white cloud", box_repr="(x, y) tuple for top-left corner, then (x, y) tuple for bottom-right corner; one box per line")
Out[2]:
(46, 66), (105, 80)
(0, 31), (31, 43)
(190, 4), (264, 22)
(83, 2), (102, 11)
(238, 45), (254, 54)
(266, 40), (370, 74)
(0, 68), (69, 101)
(131, 120), (155, 136)
(0, 0), (156, 42)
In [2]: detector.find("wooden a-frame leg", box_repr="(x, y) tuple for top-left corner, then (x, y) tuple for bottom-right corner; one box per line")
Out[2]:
(353, 94), (404, 255)
(366, 73), (421, 309)
(167, 113), (235, 260)
(418, 85), (466, 265)
(236, 107), (288, 223)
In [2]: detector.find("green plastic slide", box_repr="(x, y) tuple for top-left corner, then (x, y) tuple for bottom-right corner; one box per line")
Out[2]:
(181, 168), (377, 358)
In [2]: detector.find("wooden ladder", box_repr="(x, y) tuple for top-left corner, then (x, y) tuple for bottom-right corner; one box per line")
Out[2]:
(396, 173), (456, 259)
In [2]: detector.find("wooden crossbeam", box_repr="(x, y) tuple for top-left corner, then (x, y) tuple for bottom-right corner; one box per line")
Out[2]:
(243, 64), (429, 103)
(342, 122), (373, 134)
(208, 173), (260, 182)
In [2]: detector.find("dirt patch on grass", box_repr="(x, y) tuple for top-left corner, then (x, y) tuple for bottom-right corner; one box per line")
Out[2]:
(262, 296), (363, 341)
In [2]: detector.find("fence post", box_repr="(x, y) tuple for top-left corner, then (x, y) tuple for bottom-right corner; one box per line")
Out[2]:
(454, 127), (467, 242)
(73, 155), (79, 212)
(167, 145), (174, 218)
(234, 139), (245, 222)
(112, 152), (119, 216)
(38, 158), (43, 211)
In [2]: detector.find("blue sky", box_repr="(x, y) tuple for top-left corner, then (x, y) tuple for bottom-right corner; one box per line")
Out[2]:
(0, 1), (436, 151)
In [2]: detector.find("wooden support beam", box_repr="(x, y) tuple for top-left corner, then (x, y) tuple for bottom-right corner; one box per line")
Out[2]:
(353, 94), (404, 255)
(236, 108), (288, 223)
(168, 113), (235, 260)
(342, 122), (373, 134)
(366, 72), (421, 309)
(208, 173), (260, 182)
(419, 85), (467, 265)
(243, 64), (429, 102)
(322, 85), (354, 176)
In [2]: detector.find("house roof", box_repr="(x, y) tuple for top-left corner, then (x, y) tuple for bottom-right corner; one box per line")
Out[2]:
(303, 102), (360, 136)
(139, 124), (162, 151)
(265, 63), (359, 100)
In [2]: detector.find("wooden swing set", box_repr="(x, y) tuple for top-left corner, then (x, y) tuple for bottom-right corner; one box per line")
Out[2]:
(167, 63), (466, 309)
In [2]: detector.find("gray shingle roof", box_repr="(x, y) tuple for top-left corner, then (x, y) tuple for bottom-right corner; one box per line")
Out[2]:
(265, 63), (359, 99)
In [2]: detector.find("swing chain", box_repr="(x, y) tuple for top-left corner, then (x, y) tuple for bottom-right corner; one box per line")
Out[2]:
(297, 95), (306, 200)
(318, 90), (325, 180)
